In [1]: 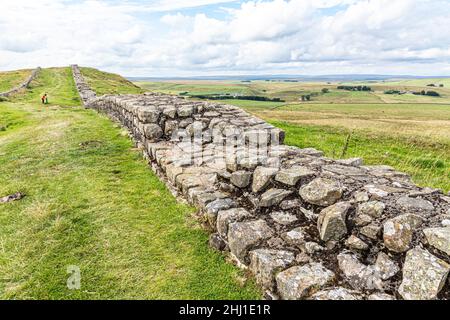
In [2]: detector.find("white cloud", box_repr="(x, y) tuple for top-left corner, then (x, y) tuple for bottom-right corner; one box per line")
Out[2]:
(0, 0), (450, 76)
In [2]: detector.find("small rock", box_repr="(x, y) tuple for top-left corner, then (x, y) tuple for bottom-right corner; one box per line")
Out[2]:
(423, 227), (450, 256)
(374, 252), (399, 280)
(249, 249), (295, 290)
(276, 263), (335, 300)
(360, 222), (381, 240)
(396, 196), (434, 215)
(299, 177), (343, 206)
(251, 166), (279, 193)
(270, 211), (298, 225)
(295, 252), (311, 264)
(230, 170), (252, 188)
(309, 287), (363, 300)
(209, 233), (226, 251)
(337, 253), (382, 290)
(354, 191), (369, 203)
(228, 220), (274, 264)
(280, 198), (302, 210)
(354, 214), (373, 227)
(367, 293), (396, 300)
(383, 214), (423, 253)
(345, 235), (369, 251)
(275, 166), (315, 186)
(283, 227), (307, 247)
(336, 158), (363, 166)
(0, 192), (25, 203)
(317, 202), (351, 242)
(259, 188), (292, 207)
(216, 208), (251, 239)
(398, 247), (450, 300)
(204, 198), (237, 226)
(143, 124), (163, 140)
(303, 242), (325, 254)
(301, 207), (318, 221)
(357, 201), (385, 218)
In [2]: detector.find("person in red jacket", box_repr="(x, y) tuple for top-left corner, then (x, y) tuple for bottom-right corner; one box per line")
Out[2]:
(41, 93), (48, 104)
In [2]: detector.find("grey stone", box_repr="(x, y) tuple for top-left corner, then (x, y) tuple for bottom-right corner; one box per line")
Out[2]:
(354, 214), (373, 227)
(251, 166), (278, 193)
(205, 198), (236, 226)
(162, 105), (177, 118)
(137, 108), (160, 123)
(283, 227), (307, 247)
(357, 201), (385, 218)
(299, 177), (343, 206)
(249, 249), (295, 290)
(230, 170), (252, 188)
(354, 191), (369, 203)
(360, 222), (381, 240)
(374, 252), (399, 280)
(317, 202), (351, 242)
(423, 227), (450, 256)
(396, 196), (434, 215)
(276, 263), (335, 300)
(143, 124), (163, 140)
(336, 158), (363, 166)
(279, 199), (302, 210)
(398, 247), (450, 300)
(228, 219), (274, 264)
(383, 214), (424, 253)
(303, 242), (325, 254)
(178, 105), (194, 117)
(216, 208), (251, 239)
(337, 253), (382, 291)
(367, 293), (396, 300)
(259, 188), (292, 207)
(209, 233), (226, 251)
(270, 211), (298, 225)
(275, 166), (315, 186)
(309, 287), (363, 300)
(345, 235), (369, 251)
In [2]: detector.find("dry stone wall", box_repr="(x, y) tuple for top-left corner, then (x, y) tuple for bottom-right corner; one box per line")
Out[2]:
(0, 67), (41, 97)
(72, 66), (450, 300)
(71, 65), (97, 106)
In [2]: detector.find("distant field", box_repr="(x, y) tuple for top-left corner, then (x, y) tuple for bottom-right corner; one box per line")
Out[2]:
(135, 79), (450, 192)
(0, 69), (32, 93)
(136, 78), (450, 104)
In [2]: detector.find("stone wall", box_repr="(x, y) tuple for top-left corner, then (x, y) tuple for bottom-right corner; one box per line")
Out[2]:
(73, 68), (450, 300)
(0, 67), (41, 97)
(71, 65), (97, 106)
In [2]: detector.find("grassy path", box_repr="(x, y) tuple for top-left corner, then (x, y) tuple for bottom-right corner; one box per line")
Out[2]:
(0, 68), (259, 299)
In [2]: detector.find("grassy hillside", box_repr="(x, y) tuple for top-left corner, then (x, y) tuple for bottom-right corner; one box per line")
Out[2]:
(0, 68), (259, 299)
(80, 67), (144, 95)
(135, 80), (450, 192)
(0, 69), (33, 93)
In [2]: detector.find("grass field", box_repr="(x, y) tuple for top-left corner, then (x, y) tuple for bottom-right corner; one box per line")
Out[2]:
(0, 68), (260, 299)
(136, 80), (450, 192)
(80, 67), (144, 95)
(0, 69), (33, 93)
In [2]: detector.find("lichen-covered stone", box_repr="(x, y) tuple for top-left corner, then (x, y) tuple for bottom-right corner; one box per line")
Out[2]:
(345, 235), (369, 251)
(143, 123), (163, 140)
(309, 287), (363, 300)
(299, 177), (342, 206)
(228, 220), (274, 264)
(360, 222), (381, 240)
(275, 166), (315, 186)
(216, 208), (251, 239)
(230, 170), (252, 188)
(396, 196), (434, 215)
(259, 188), (292, 207)
(252, 167), (278, 192)
(383, 214), (424, 253)
(317, 202), (350, 242)
(283, 227), (307, 247)
(357, 201), (385, 218)
(398, 247), (450, 300)
(423, 227), (450, 256)
(249, 249), (295, 290)
(337, 253), (382, 291)
(374, 252), (399, 280)
(270, 211), (298, 225)
(276, 263), (335, 300)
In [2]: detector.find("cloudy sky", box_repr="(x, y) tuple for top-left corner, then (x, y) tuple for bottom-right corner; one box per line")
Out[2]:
(1, 0), (450, 76)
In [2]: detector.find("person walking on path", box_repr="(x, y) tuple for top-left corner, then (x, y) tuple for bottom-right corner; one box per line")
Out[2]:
(41, 93), (48, 104)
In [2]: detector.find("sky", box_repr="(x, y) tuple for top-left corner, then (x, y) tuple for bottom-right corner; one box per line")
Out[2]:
(1, 0), (450, 77)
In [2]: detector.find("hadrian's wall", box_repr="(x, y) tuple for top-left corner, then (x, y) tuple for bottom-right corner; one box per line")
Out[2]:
(72, 65), (450, 300)
(0, 67), (41, 97)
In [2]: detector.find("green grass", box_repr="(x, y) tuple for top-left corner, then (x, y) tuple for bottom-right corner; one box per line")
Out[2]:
(0, 69), (33, 93)
(80, 67), (144, 95)
(0, 68), (260, 299)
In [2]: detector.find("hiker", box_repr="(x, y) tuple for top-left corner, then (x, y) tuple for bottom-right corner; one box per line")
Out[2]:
(41, 93), (48, 104)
